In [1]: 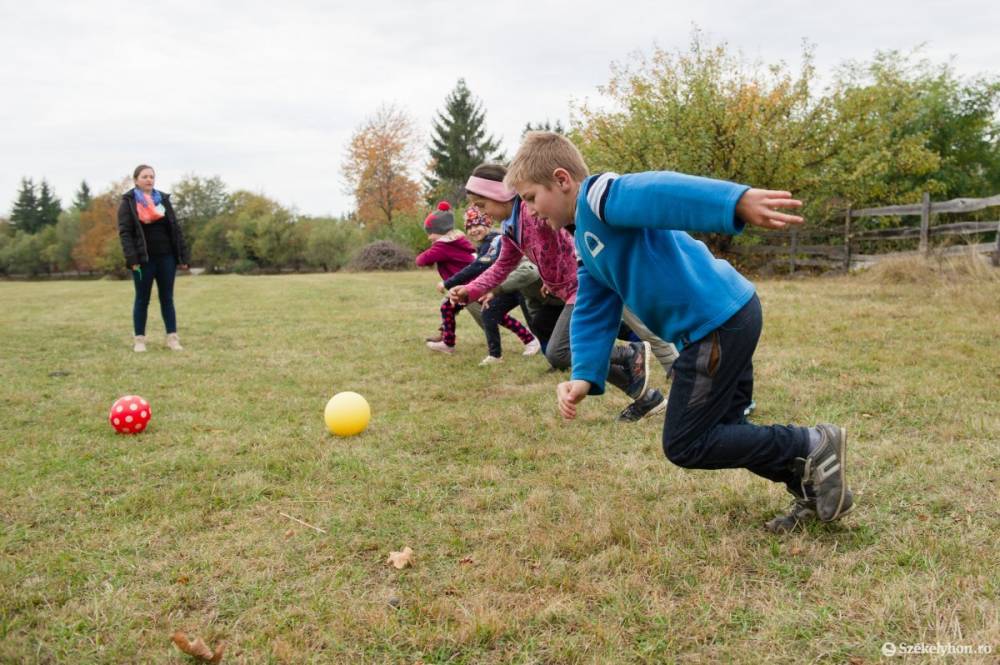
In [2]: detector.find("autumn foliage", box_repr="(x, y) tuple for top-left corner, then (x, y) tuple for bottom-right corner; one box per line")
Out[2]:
(72, 189), (124, 273)
(342, 105), (422, 227)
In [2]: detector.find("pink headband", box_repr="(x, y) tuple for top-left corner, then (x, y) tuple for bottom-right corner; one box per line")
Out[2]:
(465, 176), (516, 202)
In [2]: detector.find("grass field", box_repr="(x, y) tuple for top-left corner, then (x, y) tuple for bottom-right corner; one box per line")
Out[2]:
(1, 266), (998, 664)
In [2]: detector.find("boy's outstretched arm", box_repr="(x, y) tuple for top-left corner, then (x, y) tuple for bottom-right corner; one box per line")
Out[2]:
(735, 189), (804, 230)
(569, 267), (624, 396)
(589, 172), (802, 234)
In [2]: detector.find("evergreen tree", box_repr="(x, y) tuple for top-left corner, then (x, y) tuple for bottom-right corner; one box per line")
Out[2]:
(36, 180), (62, 228)
(9, 178), (40, 233)
(427, 79), (503, 203)
(73, 180), (93, 211)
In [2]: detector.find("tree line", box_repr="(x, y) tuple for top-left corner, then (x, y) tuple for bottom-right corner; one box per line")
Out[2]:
(3, 38), (998, 277)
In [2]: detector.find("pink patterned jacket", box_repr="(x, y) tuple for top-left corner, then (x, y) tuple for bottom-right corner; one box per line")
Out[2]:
(465, 200), (578, 305)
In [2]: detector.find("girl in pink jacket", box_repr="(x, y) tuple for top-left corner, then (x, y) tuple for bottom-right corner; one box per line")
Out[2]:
(415, 202), (476, 353)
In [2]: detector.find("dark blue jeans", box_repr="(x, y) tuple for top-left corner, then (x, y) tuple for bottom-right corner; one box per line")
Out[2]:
(132, 254), (177, 335)
(662, 293), (810, 494)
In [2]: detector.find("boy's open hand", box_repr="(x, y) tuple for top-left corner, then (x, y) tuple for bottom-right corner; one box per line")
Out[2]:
(736, 189), (804, 230)
(448, 285), (469, 305)
(556, 380), (591, 420)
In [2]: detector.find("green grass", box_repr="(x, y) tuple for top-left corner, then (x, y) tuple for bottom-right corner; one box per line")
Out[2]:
(1, 269), (998, 664)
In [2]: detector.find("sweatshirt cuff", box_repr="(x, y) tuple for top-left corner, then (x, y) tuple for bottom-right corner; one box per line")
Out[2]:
(572, 370), (606, 396)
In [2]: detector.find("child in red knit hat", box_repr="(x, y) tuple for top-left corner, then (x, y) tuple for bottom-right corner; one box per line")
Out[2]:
(415, 202), (477, 353)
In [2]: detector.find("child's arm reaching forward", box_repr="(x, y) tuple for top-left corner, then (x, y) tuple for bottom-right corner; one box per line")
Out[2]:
(564, 265), (625, 411)
(586, 172), (803, 234)
(449, 235), (524, 304)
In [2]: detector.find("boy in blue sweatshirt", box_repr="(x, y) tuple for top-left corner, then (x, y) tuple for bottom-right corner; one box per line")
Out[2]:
(504, 132), (854, 532)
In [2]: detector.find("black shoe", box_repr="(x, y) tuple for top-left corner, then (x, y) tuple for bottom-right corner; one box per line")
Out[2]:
(617, 388), (666, 422)
(622, 341), (651, 399)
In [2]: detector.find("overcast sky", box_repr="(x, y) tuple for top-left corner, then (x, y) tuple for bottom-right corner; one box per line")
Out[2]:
(1, 0), (997, 218)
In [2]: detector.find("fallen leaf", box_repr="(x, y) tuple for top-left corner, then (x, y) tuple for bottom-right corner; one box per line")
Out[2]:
(459, 556), (474, 565)
(284, 529), (295, 539)
(176, 576), (189, 585)
(387, 546), (414, 569)
(171, 631), (225, 663)
(917, 514), (929, 521)
(848, 657), (865, 665)
(789, 546), (803, 556)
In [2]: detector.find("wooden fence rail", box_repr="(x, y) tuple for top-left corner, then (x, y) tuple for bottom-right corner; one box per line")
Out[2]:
(734, 192), (1000, 273)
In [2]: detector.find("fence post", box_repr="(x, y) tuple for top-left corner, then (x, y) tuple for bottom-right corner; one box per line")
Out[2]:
(919, 192), (931, 256)
(994, 220), (1000, 267)
(843, 207), (852, 272)
(789, 228), (798, 274)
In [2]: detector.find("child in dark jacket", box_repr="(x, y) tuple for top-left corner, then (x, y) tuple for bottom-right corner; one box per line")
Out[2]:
(443, 207), (539, 365)
(415, 202), (476, 354)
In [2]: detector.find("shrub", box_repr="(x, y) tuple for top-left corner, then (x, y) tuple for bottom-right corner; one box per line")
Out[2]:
(349, 240), (415, 271)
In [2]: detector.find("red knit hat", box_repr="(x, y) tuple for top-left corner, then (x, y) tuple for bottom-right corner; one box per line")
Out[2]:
(423, 202), (454, 234)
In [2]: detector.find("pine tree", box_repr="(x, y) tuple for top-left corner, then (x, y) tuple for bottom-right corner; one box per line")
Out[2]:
(427, 79), (503, 203)
(9, 178), (40, 233)
(36, 180), (62, 228)
(73, 180), (92, 211)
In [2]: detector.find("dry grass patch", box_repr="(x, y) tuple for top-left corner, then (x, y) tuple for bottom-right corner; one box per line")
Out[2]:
(1, 269), (998, 663)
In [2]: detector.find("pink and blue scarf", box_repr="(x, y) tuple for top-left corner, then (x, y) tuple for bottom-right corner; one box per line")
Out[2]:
(134, 188), (166, 224)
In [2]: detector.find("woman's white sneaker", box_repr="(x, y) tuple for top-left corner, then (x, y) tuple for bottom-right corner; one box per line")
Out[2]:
(133, 335), (147, 352)
(165, 333), (184, 351)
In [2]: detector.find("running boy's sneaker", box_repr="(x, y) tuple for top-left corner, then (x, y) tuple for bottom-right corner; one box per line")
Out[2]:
(426, 340), (455, 354)
(617, 388), (666, 422)
(765, 497), (817, 533)
(425, 332), (443, 343)
(743, 400), (757, 418)
(522, 338), (541, 356)
(622, 341), (652, 400)
(479, 355), (503, 366)
(800, 424), (852, 522)
(765, 487), (855, 533)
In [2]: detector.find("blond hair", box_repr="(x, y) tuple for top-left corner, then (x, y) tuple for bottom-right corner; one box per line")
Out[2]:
(504, 131), (589, 190)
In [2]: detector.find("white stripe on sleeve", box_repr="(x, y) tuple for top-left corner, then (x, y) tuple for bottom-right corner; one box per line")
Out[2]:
(585, 172), (618, 222)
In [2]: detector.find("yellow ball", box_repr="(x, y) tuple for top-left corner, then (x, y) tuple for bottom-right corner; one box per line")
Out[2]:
(324, 391), (371, 436)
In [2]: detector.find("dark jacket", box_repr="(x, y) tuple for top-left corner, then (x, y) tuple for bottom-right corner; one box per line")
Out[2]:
(117, 189), (189, 267)
(443, 231), (502, 289)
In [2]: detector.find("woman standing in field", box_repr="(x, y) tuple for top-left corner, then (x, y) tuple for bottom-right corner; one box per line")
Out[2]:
(117, 165), (189, 352)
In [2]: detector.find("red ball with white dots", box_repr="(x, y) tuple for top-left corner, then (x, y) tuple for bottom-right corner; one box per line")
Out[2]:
(108, 395), (151, 434)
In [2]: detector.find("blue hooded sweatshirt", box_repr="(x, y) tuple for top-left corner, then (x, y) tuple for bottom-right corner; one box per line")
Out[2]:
(571, 171), (756, 395)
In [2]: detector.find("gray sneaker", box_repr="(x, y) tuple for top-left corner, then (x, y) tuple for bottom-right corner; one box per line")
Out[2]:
(617, 388), (666, 422)
(801, 424), (851, 522)
(765, 497), (817, 533)
(622, 341), (651, 400)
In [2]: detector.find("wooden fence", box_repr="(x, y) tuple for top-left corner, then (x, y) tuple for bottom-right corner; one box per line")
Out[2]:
(728, 193), (1000, 272)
